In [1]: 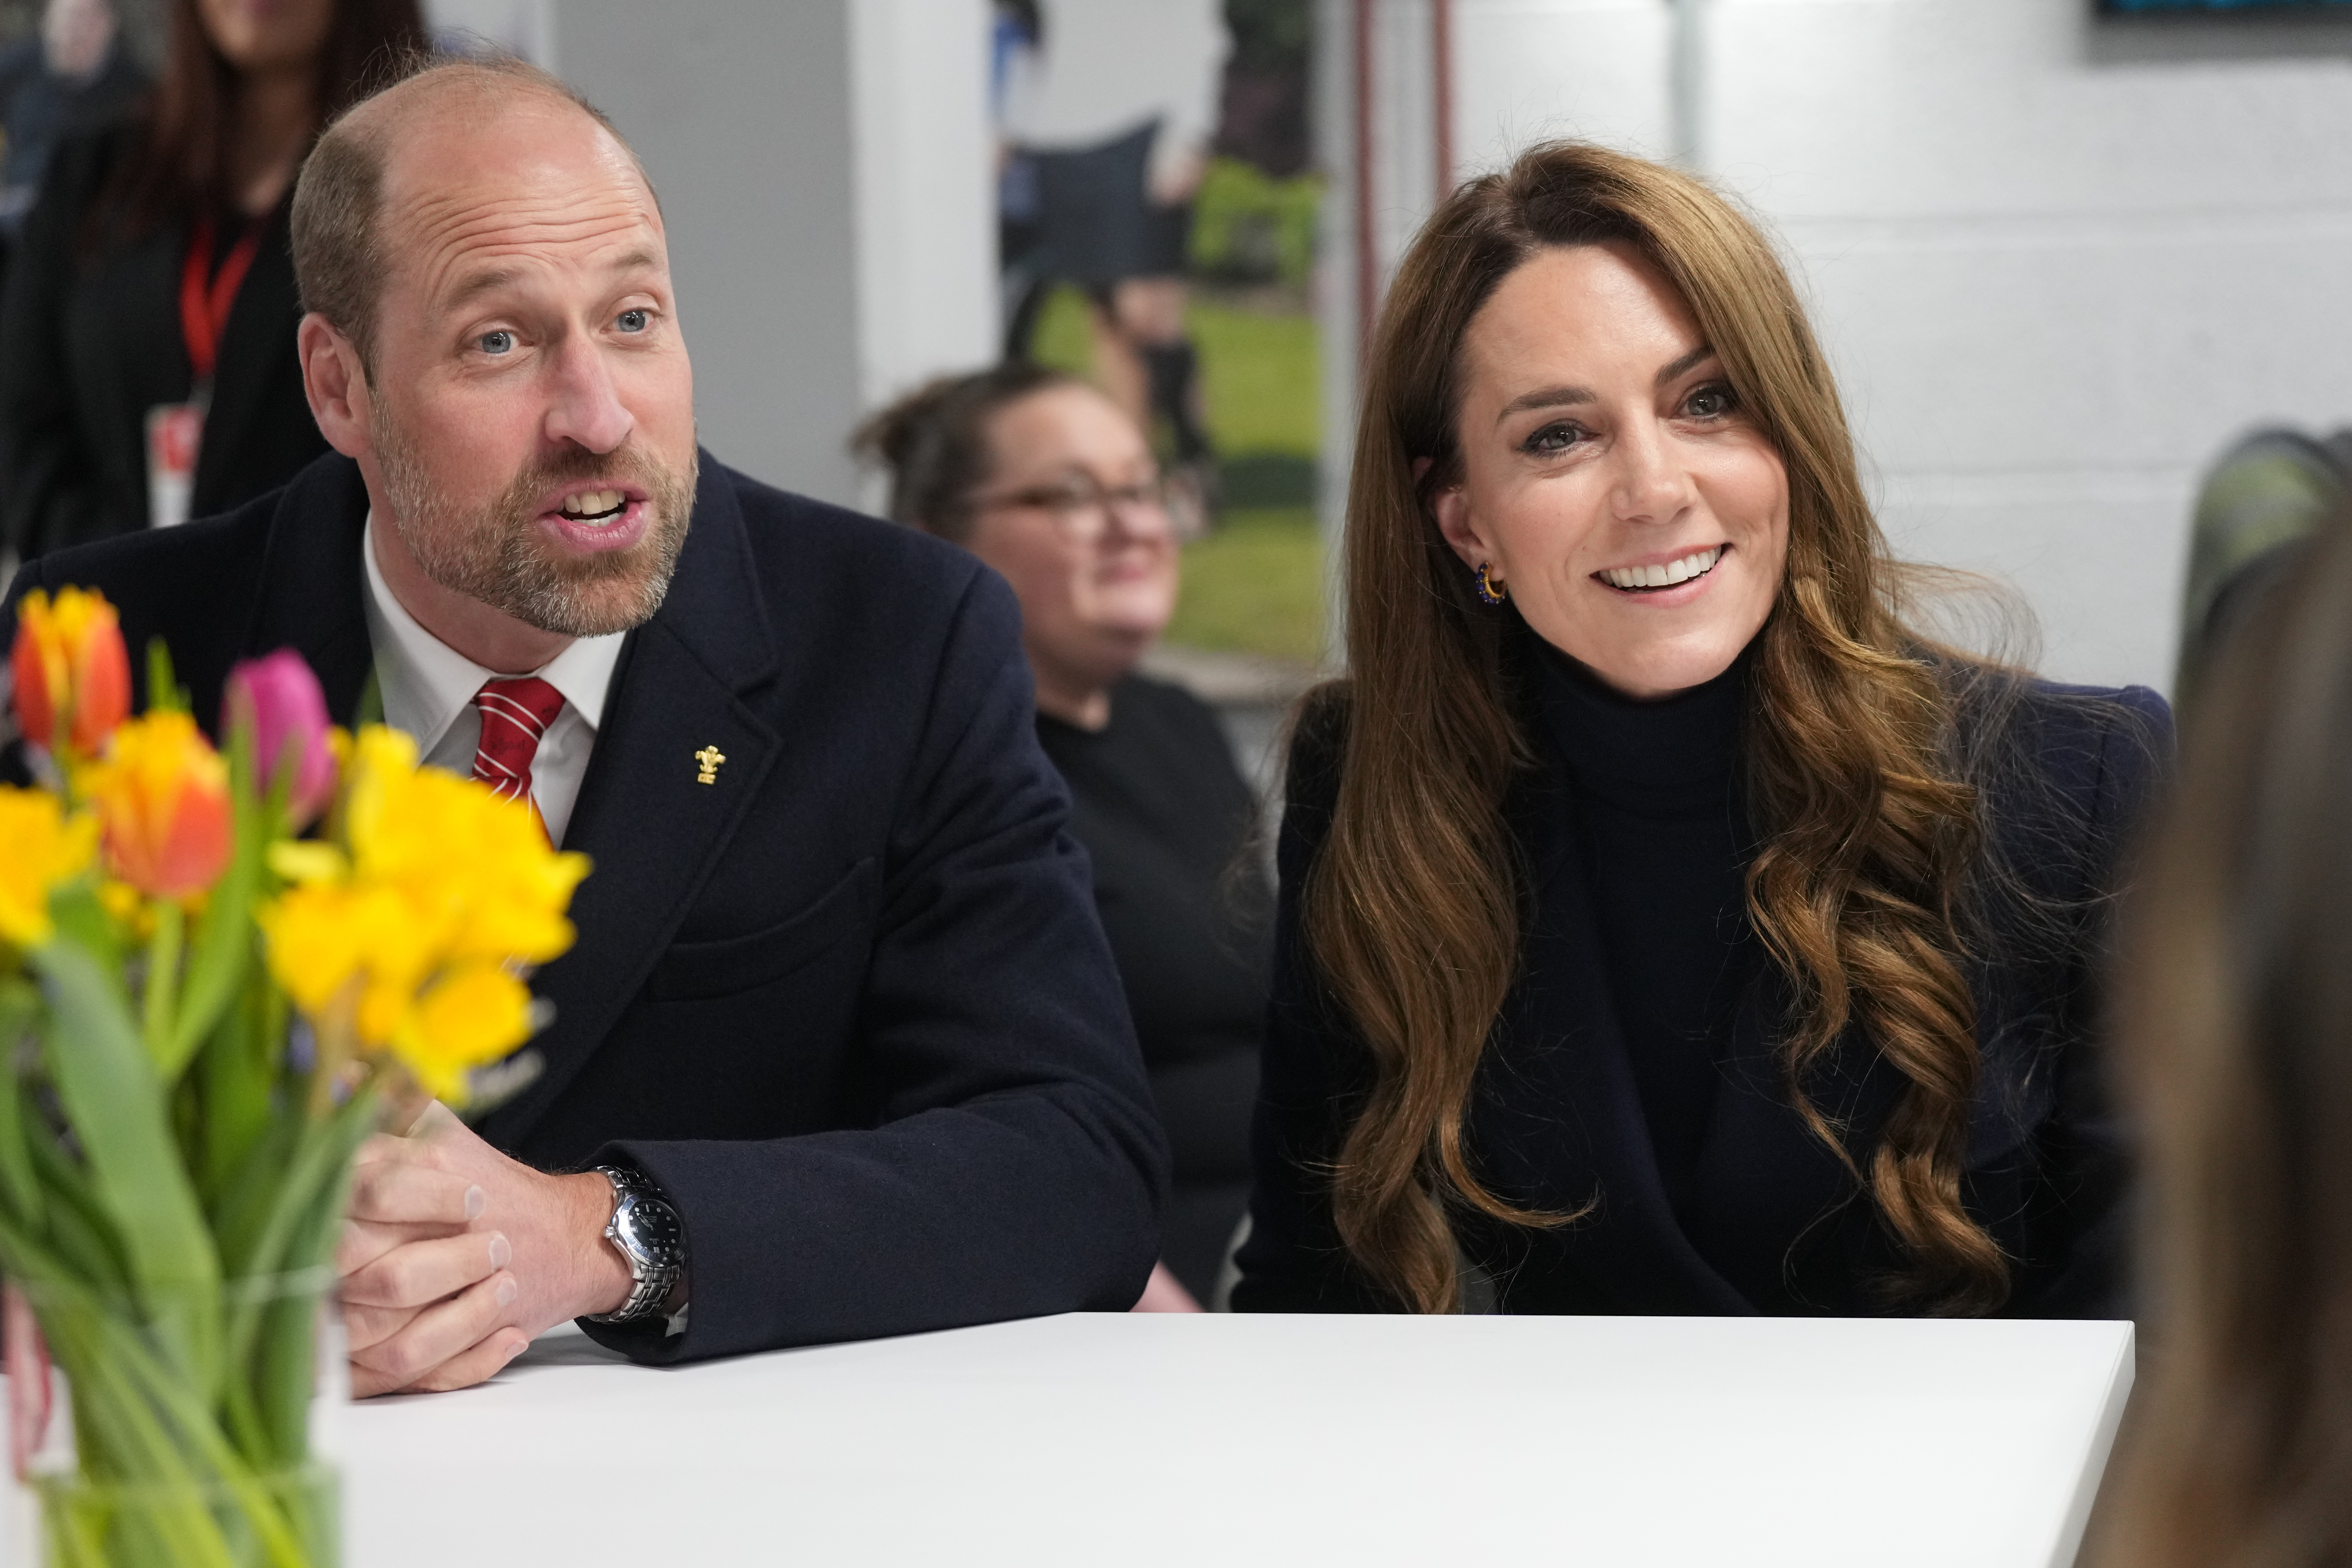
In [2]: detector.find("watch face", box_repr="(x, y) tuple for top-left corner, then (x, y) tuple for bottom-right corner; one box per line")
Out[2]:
(614, 1196), (683, 1265)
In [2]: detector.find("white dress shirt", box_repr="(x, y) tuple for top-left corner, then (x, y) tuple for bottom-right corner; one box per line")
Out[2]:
(359, 513), (623, 847)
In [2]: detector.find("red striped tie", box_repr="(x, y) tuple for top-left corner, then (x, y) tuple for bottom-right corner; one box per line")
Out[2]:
(470, 676), (567, 838)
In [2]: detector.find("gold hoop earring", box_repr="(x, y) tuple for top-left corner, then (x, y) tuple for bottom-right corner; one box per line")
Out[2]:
(1475, 562), (1508, 605)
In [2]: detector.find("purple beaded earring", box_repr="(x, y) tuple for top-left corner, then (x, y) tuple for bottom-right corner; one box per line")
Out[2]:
(1474, 562), (1508, 606)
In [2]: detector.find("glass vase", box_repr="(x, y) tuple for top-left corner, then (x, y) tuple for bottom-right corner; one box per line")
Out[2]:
(19, 1268), (341, 1568)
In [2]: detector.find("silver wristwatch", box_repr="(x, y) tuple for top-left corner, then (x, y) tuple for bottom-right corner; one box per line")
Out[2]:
(583, 1164), (686, 1325)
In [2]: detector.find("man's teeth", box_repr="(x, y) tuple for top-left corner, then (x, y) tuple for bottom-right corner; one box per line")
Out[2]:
(559, 489), (625, 520)
(1600, 546), (1723, 591)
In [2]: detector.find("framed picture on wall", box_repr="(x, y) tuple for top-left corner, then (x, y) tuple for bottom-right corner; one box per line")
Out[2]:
(2099, 0), (2352, 11)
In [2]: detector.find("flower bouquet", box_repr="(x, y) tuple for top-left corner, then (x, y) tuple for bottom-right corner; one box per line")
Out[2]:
(0, 587), (589, 1567)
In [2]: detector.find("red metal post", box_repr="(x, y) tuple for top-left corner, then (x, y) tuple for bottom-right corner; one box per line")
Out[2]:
(1353, 0), (1377, 365)
(1432, 0), (1454, 197)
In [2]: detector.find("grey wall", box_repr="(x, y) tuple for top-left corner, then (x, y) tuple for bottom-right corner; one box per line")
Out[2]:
(557, 0), (865, 503)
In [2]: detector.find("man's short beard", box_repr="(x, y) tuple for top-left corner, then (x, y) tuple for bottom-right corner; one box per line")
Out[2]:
(374, 410), (698, 640)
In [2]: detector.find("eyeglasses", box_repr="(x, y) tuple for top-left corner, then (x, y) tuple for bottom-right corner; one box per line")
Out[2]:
(968, 469), (1205, 543)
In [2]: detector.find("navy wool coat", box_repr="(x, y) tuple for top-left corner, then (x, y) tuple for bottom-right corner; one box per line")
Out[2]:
(2, 451), (1168, 1363)
(1233, 672), (2171, 1318)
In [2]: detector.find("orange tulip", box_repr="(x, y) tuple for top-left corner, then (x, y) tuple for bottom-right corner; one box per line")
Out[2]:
(9, 587), (131, 758)
(84, 712), (231, 900)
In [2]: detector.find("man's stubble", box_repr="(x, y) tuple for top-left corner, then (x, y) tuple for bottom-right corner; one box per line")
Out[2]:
(374, 405), (699, 641)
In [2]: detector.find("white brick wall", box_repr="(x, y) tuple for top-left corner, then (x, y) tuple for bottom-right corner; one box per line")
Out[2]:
(1343, 0), (2352, 693)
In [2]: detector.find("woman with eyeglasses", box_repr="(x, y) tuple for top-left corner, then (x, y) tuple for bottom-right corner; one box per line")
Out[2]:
(855, 363), (1266, 1310)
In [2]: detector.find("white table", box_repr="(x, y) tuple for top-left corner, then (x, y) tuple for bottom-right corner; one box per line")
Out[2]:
(324, 1312), (2131, 1568)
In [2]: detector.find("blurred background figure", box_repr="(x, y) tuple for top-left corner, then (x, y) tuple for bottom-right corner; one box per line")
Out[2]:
(857, 364), (1271, 1312)
(0, 0), (426, 564)
(999, 0), (1228, 491)
(2094, 505), (2352, 1568)
(2173, 426), (2352, 713)
(0, 0), (142, 253)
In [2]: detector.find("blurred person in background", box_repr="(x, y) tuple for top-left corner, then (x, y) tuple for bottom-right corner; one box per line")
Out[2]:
(857, 364), (1268, 1311)
(2172, 426), (2352, 713)
(1234, 141), (2172, 1319)
(999, 0), (1226, 488)
(2093, 507), (2352, 1568)
(0, 0), (426, 563)
(0, 0), (144, 248)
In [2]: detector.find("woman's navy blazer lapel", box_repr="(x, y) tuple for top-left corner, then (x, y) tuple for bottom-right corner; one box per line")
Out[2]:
(1474, 765), (1758, 1315)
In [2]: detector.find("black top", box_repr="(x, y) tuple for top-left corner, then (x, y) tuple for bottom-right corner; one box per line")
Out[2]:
(4, 451), (1168, 1364)
(0, 123), (327, 561)
(1534, 647), (1758, 1224)
(1038, 673), (1268, 1298)
(1235, 653), (2173, 1319)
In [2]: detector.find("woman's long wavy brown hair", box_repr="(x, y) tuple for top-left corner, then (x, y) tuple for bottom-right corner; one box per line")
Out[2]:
(1309, 140), (2006, 1315)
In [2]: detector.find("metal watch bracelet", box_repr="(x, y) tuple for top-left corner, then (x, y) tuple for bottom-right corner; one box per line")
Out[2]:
(583, 1163), (686, 1325)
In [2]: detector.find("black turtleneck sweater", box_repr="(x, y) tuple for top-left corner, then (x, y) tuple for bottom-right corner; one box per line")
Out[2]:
(1532, 647), (1759, 1222)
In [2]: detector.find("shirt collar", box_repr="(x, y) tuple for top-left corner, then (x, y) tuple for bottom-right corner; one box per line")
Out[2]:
(359, 511), (625, 750)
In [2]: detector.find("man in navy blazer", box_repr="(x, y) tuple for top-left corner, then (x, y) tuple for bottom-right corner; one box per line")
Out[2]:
(0, 56), (1164, 1392)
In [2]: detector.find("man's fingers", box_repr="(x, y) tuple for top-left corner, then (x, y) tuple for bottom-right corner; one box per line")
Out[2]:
(400, 1327), (532, 1395)
(341, 1297), (422, 1356)
(349, 1270), (520, 1398)
(334, 1215), (468, 1279)
(347, 1158), (484, 1227)
(342, 1231), (511, 1311)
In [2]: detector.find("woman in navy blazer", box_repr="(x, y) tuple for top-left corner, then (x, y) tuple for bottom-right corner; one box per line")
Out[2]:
(1232, 142), (2169, 1319)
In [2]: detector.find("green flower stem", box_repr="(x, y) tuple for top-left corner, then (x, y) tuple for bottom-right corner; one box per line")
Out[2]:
(169, 729), (265, 1079)
(140, 901), (184, 1074)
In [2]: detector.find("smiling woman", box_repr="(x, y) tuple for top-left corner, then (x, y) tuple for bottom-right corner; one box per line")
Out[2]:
(1232, 141), (2176, 1321)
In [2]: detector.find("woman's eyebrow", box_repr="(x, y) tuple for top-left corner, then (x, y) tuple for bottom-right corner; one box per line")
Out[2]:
(1655, 343), (1717, 385)
(1492, 345), (1718, 425)
(1495, 383), (1596, 423)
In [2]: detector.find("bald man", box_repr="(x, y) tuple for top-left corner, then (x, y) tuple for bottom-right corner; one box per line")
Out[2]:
(0, 55), (1165, 1393)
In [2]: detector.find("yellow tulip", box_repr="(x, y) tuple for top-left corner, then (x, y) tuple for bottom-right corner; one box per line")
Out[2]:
(0, 787), (97, 949)
(10, 586), (130, 760)
(83, 711), (232, 901)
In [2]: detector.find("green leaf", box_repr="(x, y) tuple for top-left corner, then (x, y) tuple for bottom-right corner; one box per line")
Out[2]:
(196, 973), (278, 1208)
(167, 722), (264, 1078)
(44, 885), (123, 983)
(0, 979), (42, 1228)
(220, 1087), (371, 1382)
(209, 1115), (298, 1278)
(30, 938), (220, 1389)
(24, 1117), (132, 1296)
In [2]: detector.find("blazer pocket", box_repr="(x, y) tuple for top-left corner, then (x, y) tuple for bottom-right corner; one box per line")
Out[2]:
(647, 858), (880, 1001)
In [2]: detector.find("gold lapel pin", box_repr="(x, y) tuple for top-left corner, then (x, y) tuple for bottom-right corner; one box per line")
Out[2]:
(695, 745), (726, 785)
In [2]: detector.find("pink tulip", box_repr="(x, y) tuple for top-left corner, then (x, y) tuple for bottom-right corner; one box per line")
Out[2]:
(223, 650), (335, 825)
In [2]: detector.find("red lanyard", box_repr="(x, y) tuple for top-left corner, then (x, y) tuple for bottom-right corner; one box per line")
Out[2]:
(178, 214), (264, 386)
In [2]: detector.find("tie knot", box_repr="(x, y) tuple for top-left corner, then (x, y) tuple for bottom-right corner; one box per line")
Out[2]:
(470, 676), (565, 808)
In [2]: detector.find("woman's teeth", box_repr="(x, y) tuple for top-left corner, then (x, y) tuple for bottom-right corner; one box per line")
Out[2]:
(559, 489), (626, 522)
(1600, 546), (1723, 592)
